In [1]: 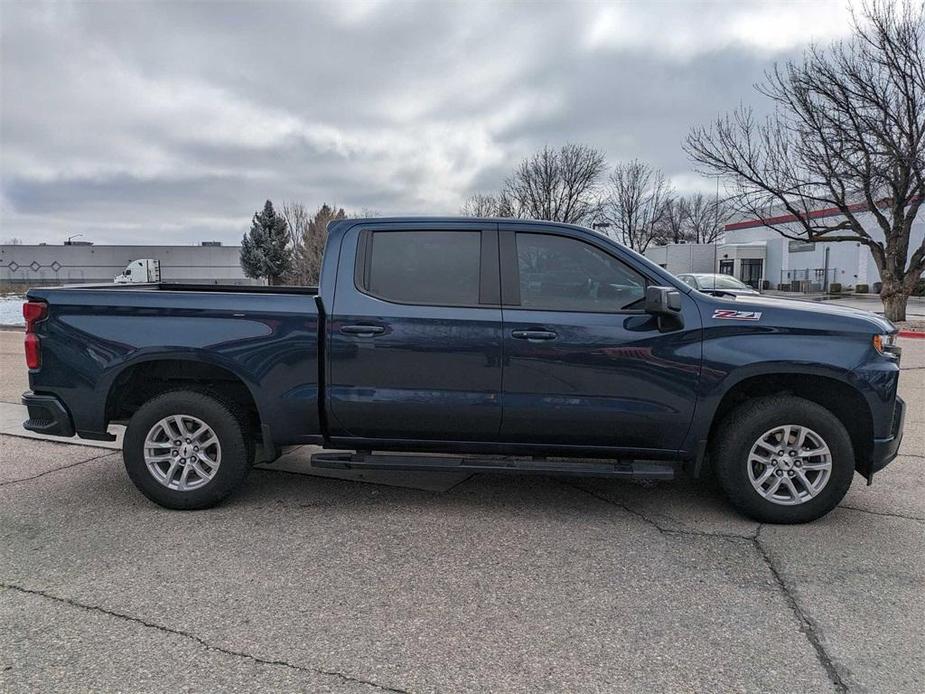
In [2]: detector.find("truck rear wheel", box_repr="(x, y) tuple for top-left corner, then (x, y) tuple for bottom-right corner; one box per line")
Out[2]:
(123, 390), (252, 510)
(712, 396), (855, 523)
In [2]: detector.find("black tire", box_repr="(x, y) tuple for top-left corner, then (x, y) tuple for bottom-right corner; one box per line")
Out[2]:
(123, 390), (252, 510)
(712, 396), (854, 523)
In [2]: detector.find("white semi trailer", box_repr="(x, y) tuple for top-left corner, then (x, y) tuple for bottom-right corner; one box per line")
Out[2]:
(114, 259), (161, 284)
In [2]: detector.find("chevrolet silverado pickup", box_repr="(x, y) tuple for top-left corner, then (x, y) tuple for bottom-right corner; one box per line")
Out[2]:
(21, 218), (905, 522)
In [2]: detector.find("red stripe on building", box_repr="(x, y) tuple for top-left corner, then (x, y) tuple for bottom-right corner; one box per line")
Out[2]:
(724, 202), (870, 231)
(724, 197), (922, 232)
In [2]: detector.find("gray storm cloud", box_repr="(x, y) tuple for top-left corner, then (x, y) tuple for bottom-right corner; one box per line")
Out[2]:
(0, 0), (855, 244)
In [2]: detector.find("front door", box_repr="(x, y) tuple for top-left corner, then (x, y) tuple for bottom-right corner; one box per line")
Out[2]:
(498, 225), (702, 453)
(327, 222), (503, 441)
(740, 259), (763, 289)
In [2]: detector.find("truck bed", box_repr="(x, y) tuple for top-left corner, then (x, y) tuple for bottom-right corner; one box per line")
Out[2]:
(48, 282), (319, 294)
(25, 283), (323, 448)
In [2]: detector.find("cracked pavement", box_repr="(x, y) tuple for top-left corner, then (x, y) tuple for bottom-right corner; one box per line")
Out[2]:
(0, 332), (923, 692)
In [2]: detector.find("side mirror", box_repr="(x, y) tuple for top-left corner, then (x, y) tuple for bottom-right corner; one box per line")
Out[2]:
(645, 286), (682, 315)
(644, 286), (683, 332)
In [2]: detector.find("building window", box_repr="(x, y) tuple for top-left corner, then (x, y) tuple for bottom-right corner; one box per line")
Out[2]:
(719, 260), (734, 275)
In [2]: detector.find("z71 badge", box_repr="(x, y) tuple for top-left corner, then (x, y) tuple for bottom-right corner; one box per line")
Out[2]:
(713, 309), (762, 321)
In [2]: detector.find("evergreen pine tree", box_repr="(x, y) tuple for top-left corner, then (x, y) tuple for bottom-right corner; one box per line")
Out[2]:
(240, 200), (293, 285)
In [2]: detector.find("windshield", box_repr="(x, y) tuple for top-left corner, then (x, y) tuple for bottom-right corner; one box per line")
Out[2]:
(696, 274), (751, 290)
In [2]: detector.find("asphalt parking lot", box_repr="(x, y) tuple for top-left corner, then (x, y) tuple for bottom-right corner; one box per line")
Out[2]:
(1, 328), (923, 693)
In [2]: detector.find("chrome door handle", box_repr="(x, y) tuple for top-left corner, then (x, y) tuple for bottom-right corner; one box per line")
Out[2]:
(511, 329), (557, 341)
(340, 324), (385, 336)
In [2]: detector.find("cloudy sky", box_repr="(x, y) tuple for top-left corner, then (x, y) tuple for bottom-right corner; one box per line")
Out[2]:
(1, 0), (859, 245)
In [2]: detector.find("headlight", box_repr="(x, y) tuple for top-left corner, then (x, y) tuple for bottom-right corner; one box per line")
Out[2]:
(873, 333), (901, 359)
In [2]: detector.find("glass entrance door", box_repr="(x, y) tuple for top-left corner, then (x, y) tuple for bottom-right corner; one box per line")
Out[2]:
(740, 259), (763, 288)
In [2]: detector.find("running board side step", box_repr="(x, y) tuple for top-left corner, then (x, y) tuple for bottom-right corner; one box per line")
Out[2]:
(310, 452), (676, 479)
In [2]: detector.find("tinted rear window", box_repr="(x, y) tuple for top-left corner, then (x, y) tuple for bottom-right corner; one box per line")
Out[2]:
(365, 231), (481, 305)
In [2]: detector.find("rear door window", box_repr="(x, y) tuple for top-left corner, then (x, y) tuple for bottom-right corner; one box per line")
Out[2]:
(515, 232), (646, 311)
(363, 230), (482, 306)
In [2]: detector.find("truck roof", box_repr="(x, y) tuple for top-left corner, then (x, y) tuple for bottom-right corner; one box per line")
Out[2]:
(324, 216), (685, 297)
(330, 216), (604, 230)
(327, 217), (615, 245)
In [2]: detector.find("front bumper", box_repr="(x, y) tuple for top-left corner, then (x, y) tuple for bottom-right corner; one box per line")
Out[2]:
(22, 391), (75, 438)
(869, 396), (905, 476)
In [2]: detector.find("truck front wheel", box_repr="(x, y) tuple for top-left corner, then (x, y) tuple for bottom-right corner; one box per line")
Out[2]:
(123, 390), (252, 510)
(712, 396), (855, 523)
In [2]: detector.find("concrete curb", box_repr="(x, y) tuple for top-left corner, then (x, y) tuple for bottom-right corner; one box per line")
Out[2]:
(898, 331), (925, 339)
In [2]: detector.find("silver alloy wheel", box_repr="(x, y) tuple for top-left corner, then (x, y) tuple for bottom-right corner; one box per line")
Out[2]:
(747, 424), (832, 505)
(143, 414), (221, 491)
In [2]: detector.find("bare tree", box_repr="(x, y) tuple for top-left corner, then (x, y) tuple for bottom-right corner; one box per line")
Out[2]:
(657, 196), (687, 244)
(500, 144), (606, 223)
(599, 160), (672, 252)
(685, 1), (924, 321)
(289, 203), (347, 286)
(281, 201), (311, 256)
(684, 193), (728, 244)
(460, 193), (503, 217)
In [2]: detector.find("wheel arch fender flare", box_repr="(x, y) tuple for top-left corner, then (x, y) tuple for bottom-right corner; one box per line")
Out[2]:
(101, 349), (268, 434)
(686, 361), (873, 468)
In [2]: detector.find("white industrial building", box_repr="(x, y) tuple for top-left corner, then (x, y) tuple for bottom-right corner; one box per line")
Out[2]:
(643, 243), (720, 277)
(646, 204), (925, 292)
(0, 243), (258, 287)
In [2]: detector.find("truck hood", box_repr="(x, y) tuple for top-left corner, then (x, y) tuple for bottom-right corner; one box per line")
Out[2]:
(707, 294), (895, 334)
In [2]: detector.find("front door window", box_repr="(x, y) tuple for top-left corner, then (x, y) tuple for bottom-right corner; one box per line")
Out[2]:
(514, 233), (647, 311)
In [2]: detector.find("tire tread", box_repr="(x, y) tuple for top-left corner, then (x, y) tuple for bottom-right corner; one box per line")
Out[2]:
(712, 395), (854, 523)
(122, 390), (251, 510)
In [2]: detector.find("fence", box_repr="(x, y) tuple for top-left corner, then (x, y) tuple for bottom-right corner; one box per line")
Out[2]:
(778, 268), (839, 293)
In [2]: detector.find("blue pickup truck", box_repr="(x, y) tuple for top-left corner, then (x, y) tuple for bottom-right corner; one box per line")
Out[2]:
(21, 218), (905, 522)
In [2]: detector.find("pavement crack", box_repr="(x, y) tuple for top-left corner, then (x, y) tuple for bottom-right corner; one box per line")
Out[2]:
(0, 451), (119, 487)
(0, 582), (410, 694)
(839, 505), (925, 522)
(572, 482), (853, 690)
(752, 527), (850, 693)
(565, 482), (669, 532)
(564, 482), (757, 541)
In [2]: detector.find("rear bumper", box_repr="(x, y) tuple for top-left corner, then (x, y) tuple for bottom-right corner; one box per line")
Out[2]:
(870, 396), (905, 476)
(22, 391), (75, 438)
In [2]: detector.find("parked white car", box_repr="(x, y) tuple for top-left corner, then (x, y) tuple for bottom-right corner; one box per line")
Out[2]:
(676, 273), (760, 297)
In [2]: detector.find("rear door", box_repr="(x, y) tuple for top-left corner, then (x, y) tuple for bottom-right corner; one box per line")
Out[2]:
(327, 221), (503, 441)
(498, 224), (701, 453)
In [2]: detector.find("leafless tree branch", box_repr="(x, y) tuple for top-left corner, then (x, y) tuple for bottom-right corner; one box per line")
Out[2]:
(599, 160), (672, 253)
(685, 0), (925, 320)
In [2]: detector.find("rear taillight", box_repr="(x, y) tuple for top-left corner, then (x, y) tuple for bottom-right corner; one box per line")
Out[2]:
(24, 333), (41, 369)
(23, 301), (47, 369)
